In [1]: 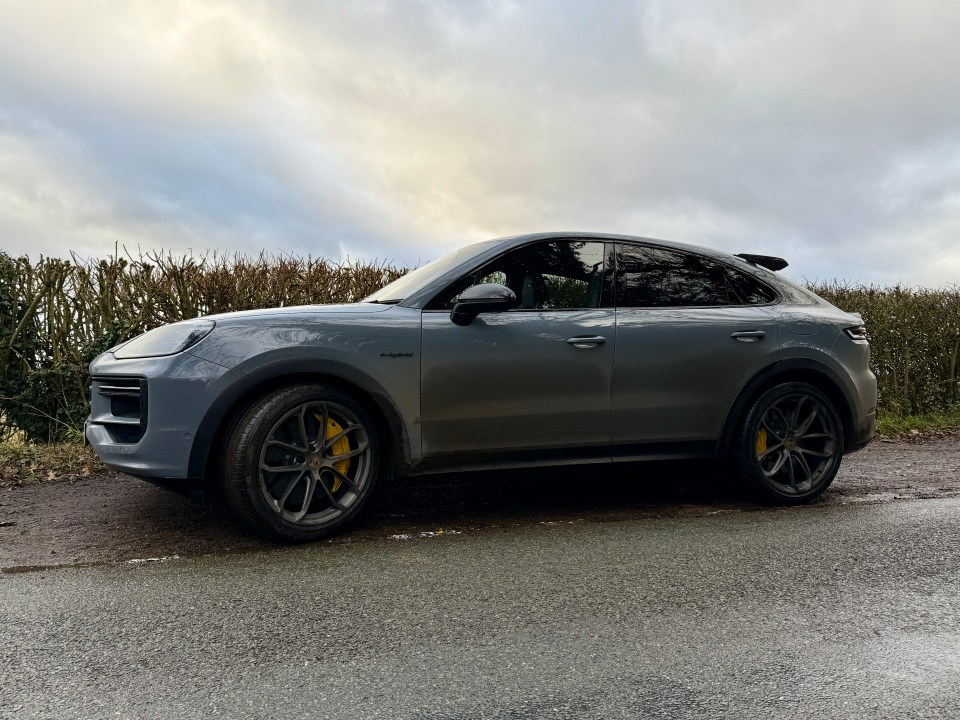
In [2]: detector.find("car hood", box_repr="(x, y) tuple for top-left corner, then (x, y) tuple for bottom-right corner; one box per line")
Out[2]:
(204, 302), (394, 324)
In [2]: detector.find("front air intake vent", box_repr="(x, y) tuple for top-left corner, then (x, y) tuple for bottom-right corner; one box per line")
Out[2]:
(96, 378), (143, 397)
(90, 376), (148, 443)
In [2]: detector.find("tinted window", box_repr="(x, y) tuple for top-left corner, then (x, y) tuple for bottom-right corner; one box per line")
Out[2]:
(616, 245), (738, 307)
(773, 280), (818, 306)
(725, 267), (778, 304)
(434, 240), (607, 310)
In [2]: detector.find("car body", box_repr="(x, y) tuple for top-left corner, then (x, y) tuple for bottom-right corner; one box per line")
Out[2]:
(87, 232), (877, 540)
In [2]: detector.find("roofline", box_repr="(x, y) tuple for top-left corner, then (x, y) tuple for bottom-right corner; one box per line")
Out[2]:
(487, 231), (740, 261)
(399, 231), (790, 309)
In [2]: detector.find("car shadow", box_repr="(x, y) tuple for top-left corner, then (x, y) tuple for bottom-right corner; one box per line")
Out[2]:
(2, 459), (759, 571)
(354, 459), (752, 536)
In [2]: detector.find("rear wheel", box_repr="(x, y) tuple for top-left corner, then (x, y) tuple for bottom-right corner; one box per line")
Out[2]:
(734, 382), (844, 504)
(220, 383), (379, 541)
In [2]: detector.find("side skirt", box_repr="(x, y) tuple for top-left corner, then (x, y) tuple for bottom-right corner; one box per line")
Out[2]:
(414, 440), (720, 476)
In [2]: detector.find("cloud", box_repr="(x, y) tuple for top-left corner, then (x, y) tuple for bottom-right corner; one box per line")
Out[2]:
(0, 0), (958, 285)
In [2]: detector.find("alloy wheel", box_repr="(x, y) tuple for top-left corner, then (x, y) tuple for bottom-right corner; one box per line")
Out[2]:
(754, 392), (839, 495)
(257, 400), (372, 526)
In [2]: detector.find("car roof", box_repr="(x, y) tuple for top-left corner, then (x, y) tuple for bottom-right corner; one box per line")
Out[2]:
(488, 231), (734, 258)
(488, 231), (767, 273)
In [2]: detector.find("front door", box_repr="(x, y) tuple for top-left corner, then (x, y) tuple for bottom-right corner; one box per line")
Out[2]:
(420, 239), (615, 460)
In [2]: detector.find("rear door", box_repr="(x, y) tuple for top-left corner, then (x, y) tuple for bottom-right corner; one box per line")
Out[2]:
(611, 243), (781, 446)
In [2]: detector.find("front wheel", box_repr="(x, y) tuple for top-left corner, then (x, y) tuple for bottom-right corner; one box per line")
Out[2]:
(733, 382), (844, 504)
(220, 383), (380, 541)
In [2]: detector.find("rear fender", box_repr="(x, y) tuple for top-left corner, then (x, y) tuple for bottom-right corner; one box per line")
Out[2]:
(718, 359), (859, 456)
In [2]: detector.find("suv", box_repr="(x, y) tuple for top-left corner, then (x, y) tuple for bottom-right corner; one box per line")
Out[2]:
(87, 233), (877, 540)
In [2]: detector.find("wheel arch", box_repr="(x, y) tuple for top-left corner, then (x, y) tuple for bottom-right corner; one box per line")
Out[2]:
(719, 359), (857, 456)
(188, 360), (411, 483)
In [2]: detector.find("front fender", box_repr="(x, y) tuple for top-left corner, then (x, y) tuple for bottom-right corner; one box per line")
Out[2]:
(185, 308), (422, 477)
(185, 354), (416, 478)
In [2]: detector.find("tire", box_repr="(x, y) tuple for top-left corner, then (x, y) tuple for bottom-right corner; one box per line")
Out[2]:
(220, 383), (380, 541)
(733, 382), (844, 505)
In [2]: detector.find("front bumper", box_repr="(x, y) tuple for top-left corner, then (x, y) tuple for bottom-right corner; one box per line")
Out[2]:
(86, 350), (244, 480)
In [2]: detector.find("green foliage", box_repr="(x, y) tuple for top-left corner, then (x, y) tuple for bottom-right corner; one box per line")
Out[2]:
(0, 250), (406, 442)
(542, 275), (591, 308)
(3, 248), (960, 443)
(812, 283), (960, 418)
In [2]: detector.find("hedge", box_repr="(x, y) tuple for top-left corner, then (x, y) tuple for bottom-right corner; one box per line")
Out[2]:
(1, 250), (957, 442)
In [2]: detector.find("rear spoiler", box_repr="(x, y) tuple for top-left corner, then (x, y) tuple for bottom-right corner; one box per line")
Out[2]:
(734, 253), (789, 271)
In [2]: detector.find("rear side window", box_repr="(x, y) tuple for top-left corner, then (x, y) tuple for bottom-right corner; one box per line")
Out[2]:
(616, 245), (739, 307)
(724, 267), (779, 304)
(774, 281), (818, 306)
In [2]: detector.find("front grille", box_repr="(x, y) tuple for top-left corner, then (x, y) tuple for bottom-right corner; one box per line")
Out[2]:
(91, 376), (148, 443)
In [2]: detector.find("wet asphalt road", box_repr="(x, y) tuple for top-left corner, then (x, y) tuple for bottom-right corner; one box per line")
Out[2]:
(3, 496), (959, 719)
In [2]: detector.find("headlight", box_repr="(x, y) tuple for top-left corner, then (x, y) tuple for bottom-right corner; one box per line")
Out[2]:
(114, 319), (216, 359)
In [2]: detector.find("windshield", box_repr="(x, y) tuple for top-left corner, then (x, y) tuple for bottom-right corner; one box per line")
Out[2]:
(363, 240), (499, 303)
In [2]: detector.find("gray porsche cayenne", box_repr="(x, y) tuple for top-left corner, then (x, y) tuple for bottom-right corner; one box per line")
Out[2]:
(87, 232), (877, 540)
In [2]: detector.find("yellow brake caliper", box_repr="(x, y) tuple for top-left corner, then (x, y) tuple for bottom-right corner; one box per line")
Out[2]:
(756, 427), (768, 457)
(318, 415), (351, 493)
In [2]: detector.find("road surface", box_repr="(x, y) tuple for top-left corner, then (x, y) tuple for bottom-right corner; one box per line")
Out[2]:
(1, 436), (959, 718)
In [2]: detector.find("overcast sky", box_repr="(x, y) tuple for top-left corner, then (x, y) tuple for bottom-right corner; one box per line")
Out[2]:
(1, 0), (958, 286)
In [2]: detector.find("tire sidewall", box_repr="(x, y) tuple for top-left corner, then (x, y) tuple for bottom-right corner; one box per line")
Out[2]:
(222, 383), (380, 541)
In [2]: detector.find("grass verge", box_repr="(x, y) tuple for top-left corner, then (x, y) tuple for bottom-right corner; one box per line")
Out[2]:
(0, 442), (104, 488)
(876, 407), (960, 438)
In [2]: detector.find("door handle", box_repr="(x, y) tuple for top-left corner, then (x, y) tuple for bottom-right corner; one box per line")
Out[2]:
(566, 336), (606, 348)
(730, 330), (766, 343)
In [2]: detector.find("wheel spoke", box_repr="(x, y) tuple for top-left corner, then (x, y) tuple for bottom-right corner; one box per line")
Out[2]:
(798, 446), (833, 458)
(291, 474), (318, 522)
(762, 414), (787, 441)
(763, 450), (789, 478)
(267, 439), (305, 452)
(313, 403), (329, 447)
(790, 395), (807, 429)
(297, 404), (311, 449)
(795, 406), (818, 435)
(325, 442), (369, 461)
(794, 452), (814, 483)
(326, 466), (360, 494)
(317, 473), (348, 511)
(786, 453), (796, 487)
(323, 424), (362, 450)
(800, 432), (835, 441)
(277, 470), (307, 509)
(261, 463), (303, 473)
(758, 441), (784, 460)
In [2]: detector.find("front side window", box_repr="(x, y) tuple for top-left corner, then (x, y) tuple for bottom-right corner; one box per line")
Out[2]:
(432, 240), (608, 310)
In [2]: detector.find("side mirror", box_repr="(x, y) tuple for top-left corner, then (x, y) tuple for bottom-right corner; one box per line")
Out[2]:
(450, 283), (516, 326)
